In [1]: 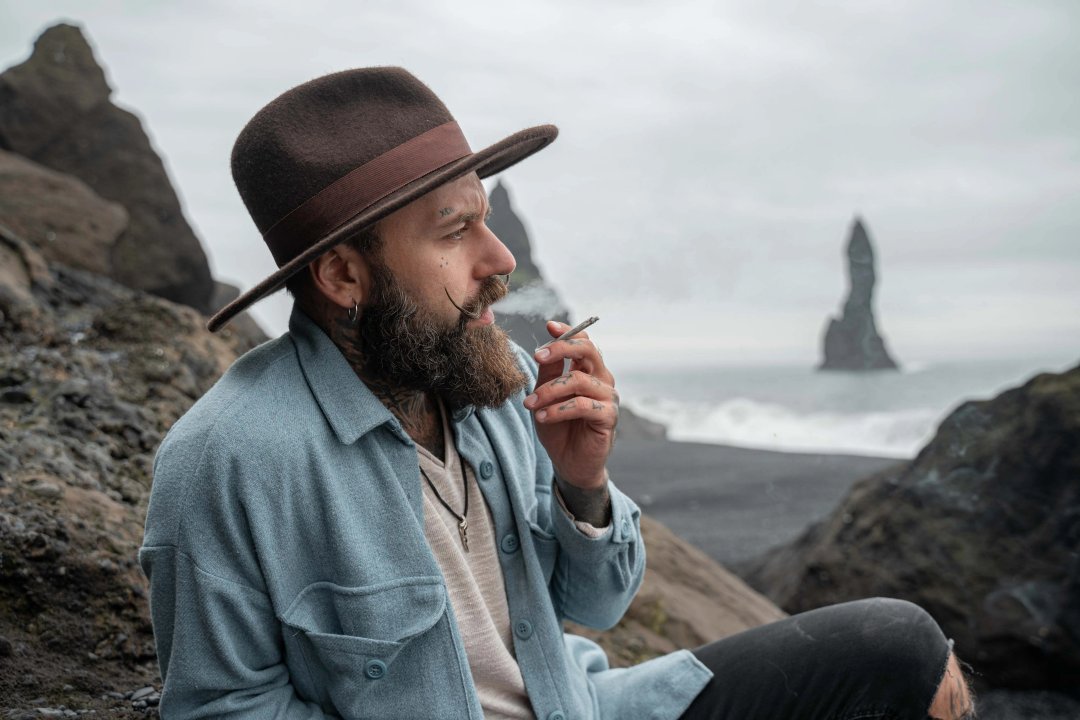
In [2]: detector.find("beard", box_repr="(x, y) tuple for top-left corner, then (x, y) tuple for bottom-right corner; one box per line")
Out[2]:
(355, 261), (528, 410)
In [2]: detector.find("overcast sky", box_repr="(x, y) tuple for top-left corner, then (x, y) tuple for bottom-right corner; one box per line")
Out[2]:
(2, 0), (1077, 368)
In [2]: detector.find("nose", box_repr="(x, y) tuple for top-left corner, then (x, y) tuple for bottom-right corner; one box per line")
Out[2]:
(475, 223), (516, 279)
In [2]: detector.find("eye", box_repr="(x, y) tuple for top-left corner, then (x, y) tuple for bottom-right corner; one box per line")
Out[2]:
(445, 227), (466, 241)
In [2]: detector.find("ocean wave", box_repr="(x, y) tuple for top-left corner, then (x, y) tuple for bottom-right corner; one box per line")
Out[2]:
(627, 396), (941, 458)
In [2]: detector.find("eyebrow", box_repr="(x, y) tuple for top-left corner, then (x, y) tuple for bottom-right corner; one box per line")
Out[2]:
(435, 204), (492, 229)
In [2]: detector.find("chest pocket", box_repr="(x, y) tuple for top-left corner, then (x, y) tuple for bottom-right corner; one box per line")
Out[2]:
(280, 576), (465, 719)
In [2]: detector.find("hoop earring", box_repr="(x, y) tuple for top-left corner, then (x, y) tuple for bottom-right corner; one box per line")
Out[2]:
(347, 299), (358, 323)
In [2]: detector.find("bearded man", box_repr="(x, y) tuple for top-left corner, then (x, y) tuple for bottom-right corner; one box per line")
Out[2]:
(140, 68), (975, 720)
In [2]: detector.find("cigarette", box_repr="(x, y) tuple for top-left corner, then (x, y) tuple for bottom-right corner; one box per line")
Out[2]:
(535, 316), (599, 351)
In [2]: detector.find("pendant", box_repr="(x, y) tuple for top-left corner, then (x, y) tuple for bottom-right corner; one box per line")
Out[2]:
(458, 518), (469, 552)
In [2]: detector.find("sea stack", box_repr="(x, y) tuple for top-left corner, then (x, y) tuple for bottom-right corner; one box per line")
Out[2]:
(818, 217), (899, 371)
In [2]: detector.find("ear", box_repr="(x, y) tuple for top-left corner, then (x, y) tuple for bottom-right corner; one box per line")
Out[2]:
(309, 244), (373, 310)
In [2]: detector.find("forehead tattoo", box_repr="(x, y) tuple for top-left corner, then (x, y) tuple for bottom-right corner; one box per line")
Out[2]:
(438, 207), (453, 217)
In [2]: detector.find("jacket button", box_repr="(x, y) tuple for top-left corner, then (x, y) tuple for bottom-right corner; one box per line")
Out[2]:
(514, 619), (533, 640)
(546, 712), (566, 720)
(500, 533), (519, 554)
(621, 518), (631, 538)
(364, 659), (386, 680)
(479, 460), (495, 479)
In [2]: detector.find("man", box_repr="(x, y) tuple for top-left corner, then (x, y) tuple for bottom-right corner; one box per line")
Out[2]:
(140, 68), (975, 719)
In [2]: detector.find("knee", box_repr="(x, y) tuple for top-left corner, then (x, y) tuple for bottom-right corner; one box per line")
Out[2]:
(842, 598), (954, 701)
(851, 598), (977, 717)
(928, 651), (976, 720)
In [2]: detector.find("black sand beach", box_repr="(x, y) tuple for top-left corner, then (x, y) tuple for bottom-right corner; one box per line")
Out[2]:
(608, 438), (901, 567)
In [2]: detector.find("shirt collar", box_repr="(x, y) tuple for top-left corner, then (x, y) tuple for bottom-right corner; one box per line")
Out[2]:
(288, 304), (402, 445)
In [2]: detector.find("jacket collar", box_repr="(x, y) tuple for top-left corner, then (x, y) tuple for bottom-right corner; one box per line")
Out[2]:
(288, 305), (403, 445)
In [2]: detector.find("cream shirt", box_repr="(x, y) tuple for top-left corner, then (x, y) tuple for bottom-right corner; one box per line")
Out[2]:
(417, 411), (535, 720)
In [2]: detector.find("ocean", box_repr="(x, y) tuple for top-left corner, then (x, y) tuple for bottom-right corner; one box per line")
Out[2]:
(617, 356), (1079, 459)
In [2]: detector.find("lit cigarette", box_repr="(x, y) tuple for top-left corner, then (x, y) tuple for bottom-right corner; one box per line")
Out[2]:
(535, 316), (599, 351)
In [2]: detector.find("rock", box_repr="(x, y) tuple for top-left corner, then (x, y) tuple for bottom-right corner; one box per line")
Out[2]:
(0, 258), (248, 707)
(977, 689), (1080, 720)
(488, 180), (544, 286)
(0, 150), (128, 276)
(129, 686), (154, 702)
(0, 223), (53, 332)
(818, 217), (899, 371)
(27, 482), (62, 499)
(0, 23), (214, 313)
(742, 361), (1080, 692)
(0, 635), (12, 656)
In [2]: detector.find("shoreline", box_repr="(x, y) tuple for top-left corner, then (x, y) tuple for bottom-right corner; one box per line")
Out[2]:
(608, 437), (902, 567)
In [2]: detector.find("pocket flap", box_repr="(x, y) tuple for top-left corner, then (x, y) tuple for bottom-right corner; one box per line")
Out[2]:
(281, 576), (446, 644)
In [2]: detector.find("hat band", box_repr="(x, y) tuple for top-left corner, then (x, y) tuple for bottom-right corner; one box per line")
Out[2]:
(263, 121), (472, 266)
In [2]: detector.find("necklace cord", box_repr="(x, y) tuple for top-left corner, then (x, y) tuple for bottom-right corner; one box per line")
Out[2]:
(418, 460), (469, 524)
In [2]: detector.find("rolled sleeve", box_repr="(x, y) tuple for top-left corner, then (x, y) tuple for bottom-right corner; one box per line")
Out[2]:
(548, 478), (645, 630)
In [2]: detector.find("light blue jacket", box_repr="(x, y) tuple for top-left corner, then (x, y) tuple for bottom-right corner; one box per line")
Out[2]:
(140, 307), (711, 719)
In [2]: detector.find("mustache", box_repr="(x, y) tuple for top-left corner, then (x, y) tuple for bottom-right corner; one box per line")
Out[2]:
(444, 275), (510, 320)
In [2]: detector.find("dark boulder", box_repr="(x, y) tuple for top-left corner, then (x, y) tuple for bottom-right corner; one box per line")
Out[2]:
(818, 217), (899, 371)
(742, 362), (1080, 692)
(0, 23), (215, 313)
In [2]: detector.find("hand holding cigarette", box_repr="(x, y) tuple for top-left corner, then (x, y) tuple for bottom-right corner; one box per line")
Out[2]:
(534, 316), (599, 352)
(523, 317), (618, 503)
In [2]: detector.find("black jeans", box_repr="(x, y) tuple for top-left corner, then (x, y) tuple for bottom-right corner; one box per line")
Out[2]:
(680, 598), (953, 720)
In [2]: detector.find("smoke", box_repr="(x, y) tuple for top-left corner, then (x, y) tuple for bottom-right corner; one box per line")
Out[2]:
(493, 281), (567, 318)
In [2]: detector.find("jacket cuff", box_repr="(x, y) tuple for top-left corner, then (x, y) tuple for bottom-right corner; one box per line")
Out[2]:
(549, 475), (640, 557)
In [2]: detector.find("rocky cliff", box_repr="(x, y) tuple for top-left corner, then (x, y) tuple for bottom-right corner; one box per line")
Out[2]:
(819, 217), (899, 371)
(743, 361), (1080, 693)
(0, 23), (217, 315)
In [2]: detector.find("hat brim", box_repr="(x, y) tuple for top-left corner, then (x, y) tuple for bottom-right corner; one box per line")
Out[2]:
(207, 123), (558, 332)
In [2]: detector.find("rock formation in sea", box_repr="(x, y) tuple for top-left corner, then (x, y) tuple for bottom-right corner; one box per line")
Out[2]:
(742, 362), (1080, 693)
(0, 23), (216, 315)
(0, 22), (764, 714)
(818, 217), (899, 371)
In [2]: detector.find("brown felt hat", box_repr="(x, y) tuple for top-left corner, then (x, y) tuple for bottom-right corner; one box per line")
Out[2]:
(207, 67), (558, 332)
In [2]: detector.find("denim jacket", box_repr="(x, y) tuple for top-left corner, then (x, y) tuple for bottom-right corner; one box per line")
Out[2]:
(140, 307), (711, 719)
